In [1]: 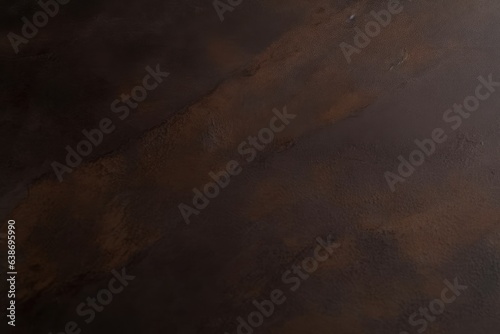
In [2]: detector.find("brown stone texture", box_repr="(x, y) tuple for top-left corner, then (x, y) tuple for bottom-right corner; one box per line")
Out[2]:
(2, 0), (500, 333)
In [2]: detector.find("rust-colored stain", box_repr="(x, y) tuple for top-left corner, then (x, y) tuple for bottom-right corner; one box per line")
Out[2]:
(2, 0), (500, 333)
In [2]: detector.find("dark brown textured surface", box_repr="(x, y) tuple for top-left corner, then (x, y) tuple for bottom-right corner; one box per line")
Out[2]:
(2, 0), (500, 333)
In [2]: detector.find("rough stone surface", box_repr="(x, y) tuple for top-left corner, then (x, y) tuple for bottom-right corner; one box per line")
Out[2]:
(2, 0), (500, 333)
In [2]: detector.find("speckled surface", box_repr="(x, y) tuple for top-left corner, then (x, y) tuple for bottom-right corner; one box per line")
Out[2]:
(2, 0), (500, 333)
